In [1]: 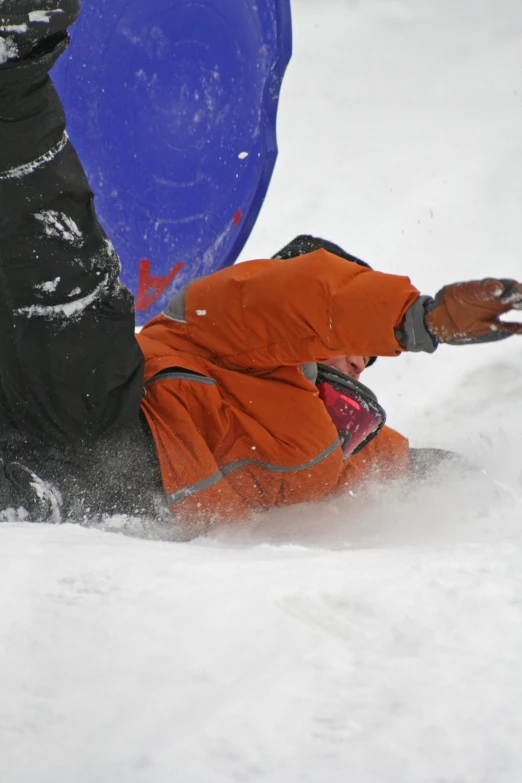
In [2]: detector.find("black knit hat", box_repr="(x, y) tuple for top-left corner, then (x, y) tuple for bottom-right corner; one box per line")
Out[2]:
(271, 235), (376, 367)
(272, 234), (372, 269)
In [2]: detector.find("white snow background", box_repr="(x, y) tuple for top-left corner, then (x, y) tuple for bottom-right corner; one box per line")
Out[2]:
(2, 0), (522, 781)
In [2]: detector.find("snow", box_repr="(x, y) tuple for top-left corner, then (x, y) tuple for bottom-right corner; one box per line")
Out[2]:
(2, 0), (522, 781)
(17, 277), (106, 318)
(0, 24), (28, 34)
(28, 11), (63, 25)
(35, 277), (61, 293)
(0, 34), (17, 65)
(34, 210), (84, 247)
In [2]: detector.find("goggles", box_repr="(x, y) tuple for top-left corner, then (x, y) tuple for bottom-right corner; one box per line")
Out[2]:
(316, 363), (386, 457)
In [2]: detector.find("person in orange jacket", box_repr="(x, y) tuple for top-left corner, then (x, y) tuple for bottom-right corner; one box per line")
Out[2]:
(136, 232), (522, 532)
(1, 2), (522, 530)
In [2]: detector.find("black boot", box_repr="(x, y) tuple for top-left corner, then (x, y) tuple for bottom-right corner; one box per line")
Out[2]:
(0, 460), (62, 523)
(0, 1), (80, 63)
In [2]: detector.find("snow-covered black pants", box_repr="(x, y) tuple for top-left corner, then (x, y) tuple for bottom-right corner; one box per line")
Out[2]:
(0, 36), (163, 520)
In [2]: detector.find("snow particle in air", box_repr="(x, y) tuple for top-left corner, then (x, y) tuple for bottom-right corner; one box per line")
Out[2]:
(36, 277), (61, 293)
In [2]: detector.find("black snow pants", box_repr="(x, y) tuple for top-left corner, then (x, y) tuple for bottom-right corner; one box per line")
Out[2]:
(0, 36), (164, 521)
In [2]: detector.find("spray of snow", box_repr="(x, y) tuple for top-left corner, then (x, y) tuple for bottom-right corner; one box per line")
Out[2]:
(29, 475), (62, 525)
(0, 506), (30, 523)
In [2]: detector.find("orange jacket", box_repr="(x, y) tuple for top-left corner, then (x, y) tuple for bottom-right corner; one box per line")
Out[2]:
(136, 250), (419, 530)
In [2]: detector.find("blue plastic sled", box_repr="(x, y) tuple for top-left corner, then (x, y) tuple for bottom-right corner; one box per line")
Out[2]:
(52, 0), (292, 325)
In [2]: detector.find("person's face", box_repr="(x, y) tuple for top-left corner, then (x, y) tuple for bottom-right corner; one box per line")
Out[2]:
(324, 355), (369, 381)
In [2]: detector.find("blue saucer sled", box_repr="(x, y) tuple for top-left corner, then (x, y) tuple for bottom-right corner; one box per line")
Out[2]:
(52, 0), (292, 325)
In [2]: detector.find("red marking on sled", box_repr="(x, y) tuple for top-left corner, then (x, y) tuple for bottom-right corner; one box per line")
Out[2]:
(136, 259), (184, 311)
(233, 208), (242, 227)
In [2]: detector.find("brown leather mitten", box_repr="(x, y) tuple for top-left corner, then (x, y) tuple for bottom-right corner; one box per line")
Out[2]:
(425, 278), (522, 345)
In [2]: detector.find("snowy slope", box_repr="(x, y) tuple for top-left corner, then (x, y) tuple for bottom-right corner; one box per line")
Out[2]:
(1, 1), (522, 781)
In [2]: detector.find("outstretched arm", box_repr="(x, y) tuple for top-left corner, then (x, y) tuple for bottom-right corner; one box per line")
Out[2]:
(155, 249), (421, 370)
(153, 251), (522, 372)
